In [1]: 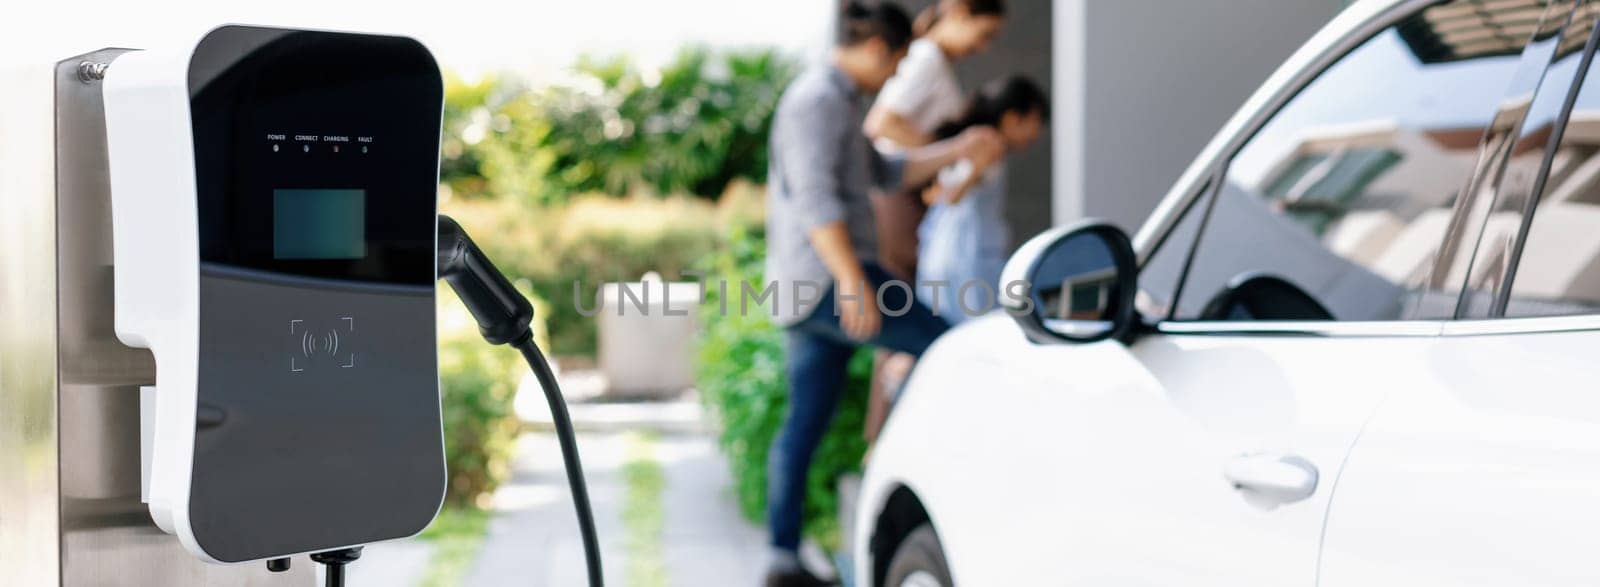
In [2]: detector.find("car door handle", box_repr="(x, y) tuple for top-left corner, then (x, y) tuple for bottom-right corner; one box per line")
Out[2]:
(1224, 453), (1319, 507)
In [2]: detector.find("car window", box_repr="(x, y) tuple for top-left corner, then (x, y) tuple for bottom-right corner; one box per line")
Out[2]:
(1451, 2), (1598, 318)
(1502, 12), (1600, 318)
(1137, 183), (1211, 320)
(1171, 1), (1534, 322)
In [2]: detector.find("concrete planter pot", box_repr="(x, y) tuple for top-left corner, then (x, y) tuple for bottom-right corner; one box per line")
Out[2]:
(596, 273), (701, 397)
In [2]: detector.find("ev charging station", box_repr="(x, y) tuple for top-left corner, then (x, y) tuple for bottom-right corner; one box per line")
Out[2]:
(105, 26), (448, 565)
(1, 24), (600, 586)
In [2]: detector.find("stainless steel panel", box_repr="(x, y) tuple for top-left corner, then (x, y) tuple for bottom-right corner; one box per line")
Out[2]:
(0, 57), (63, 587)
(49, 49), (311, 586)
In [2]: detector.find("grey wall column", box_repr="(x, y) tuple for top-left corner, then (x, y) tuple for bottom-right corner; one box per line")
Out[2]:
(1053, 0), (1342, 232)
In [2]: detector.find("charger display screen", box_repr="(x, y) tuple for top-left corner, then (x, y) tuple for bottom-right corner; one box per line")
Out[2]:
(273, 188), (366, 259)
(190, 27), (439, 285)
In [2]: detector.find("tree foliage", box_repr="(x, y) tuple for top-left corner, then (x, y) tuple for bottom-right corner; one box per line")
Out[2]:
(442, 47), (798, 204)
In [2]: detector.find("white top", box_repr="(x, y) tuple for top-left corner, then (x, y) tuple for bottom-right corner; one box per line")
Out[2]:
(874, 38), (966, 149)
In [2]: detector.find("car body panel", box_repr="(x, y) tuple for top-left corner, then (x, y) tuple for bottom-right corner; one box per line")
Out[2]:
(1319, 325), (1600, 585)
(856, 312), (1424, 585)
(854, 314), (1146, 585)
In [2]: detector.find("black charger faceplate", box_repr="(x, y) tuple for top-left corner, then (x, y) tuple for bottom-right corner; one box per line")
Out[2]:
(185, 25), (445, 562)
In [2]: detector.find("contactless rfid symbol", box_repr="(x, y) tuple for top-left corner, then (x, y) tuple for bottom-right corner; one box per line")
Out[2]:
(289, 317), (356, 372)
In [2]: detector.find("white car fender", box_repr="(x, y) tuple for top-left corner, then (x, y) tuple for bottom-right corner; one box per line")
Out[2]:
(854, 313), (1149, 586)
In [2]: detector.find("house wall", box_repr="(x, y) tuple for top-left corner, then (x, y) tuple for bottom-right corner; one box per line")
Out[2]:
(1055, 0), (1344, 232)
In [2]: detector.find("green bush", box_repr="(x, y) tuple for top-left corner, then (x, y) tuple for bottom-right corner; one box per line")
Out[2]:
(436, 44), (795, 356)
(694, 227), (870, 551)
(436, 285), (549, 508)
(440, 47), (798, 204)
(441, 193), (742, 356)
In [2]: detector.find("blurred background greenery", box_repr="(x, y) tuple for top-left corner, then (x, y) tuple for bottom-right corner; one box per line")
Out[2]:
(440, 46), (791, 356)
(437, 283), (548, 509)
(434, 45), (862, 549)
(440, 47), (796, 205)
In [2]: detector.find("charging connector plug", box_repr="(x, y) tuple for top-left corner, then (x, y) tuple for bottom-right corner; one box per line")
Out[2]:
(436, 215), (604, 587)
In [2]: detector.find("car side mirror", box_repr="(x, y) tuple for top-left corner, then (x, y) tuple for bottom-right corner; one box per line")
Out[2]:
(1000, 220), (1138, 344)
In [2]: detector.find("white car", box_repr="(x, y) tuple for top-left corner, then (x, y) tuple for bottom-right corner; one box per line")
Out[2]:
(854, 0), (1600, 585)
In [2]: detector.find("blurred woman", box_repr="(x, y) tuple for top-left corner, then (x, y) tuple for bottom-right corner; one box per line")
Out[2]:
(861, 0), (1006, 445)
(866, 0), (1008, 155)
(918, 76), (1049, 323)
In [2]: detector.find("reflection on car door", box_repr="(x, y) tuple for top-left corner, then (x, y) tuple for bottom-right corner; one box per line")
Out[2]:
(1320, 5), (1600, 585)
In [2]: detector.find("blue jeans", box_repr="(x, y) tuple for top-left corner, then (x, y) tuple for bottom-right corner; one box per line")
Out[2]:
(767, 263), (949, 551)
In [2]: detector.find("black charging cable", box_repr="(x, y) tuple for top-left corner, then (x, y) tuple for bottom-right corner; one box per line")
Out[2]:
(437, 215), (605, 587)
(310, 547), (361, 587)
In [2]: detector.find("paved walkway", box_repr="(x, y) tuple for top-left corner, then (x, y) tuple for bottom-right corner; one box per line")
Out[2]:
(464, 430), (771, 586)
(656, 434), (772, 586)
(345, 368), (837, 587)
(348, 536), (434, 586)
(466, 431), (629, 585)
(348, 428), (773, 587)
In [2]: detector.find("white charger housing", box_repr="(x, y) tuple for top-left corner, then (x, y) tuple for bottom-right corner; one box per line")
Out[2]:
(103, 25), (447, 564)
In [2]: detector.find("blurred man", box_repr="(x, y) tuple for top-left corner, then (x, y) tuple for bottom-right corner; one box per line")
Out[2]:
(762, 2), (1002, 585)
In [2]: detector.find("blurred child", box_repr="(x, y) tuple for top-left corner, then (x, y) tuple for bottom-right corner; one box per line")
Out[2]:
(918, 76), (1049, 324)
(861, 0), (1008, 445)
